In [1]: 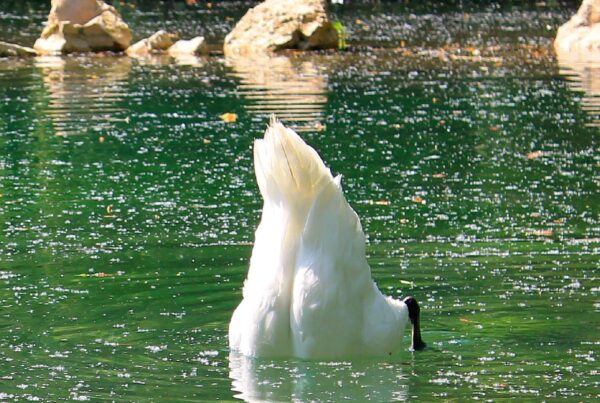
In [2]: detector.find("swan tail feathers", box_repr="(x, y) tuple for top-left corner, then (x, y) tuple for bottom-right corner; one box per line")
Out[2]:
(254, 118), (333, 206)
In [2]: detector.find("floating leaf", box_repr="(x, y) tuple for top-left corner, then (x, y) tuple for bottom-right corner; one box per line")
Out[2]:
(527, 151), (545, 159)
(104, 204), (114, 218)
(399, 218), (409, 224)
(368, 200), (390, 206)
(220, 112), (237, 123)
(526, 229), (554, 237)
(432, 173), (447, 178)
(203, 138), (211, 144)
(412, 196), (426, 204)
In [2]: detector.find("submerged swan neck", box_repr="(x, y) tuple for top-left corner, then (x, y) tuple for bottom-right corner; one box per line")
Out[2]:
(403, 296), (426, 351)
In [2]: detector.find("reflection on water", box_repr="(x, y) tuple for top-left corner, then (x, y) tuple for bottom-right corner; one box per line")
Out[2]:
(127, 52), (207, 67)
(229, 352), (410, 402)
(36, 55), (131, 136)
(171, 54), (206, 67)
(555, 51), (600, 127)
(226, 54), (328, 132)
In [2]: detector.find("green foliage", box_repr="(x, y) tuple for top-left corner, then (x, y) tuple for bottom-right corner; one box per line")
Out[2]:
(332, 20), (347, 50)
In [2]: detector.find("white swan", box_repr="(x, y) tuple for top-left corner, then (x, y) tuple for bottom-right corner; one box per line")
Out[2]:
(229, 119), (425, 359)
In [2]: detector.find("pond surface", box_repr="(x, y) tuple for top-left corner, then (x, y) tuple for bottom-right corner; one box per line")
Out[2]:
(1, 1), (599, 401)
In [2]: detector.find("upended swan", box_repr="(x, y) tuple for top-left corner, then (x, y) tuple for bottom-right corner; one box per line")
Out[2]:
(229, 119), (425, 359)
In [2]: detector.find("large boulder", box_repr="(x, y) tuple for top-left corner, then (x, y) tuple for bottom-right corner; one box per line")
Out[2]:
(125, 30), (179, 57)
(34, 0), (132, 55)
(555, 0), (600, 58)
(48, 0), (102, 25)
(223, 0), (338, 56)
(0, 41), (37, 57)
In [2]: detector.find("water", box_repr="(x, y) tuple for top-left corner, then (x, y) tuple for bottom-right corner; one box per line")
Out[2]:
(1, 1), (599, 401)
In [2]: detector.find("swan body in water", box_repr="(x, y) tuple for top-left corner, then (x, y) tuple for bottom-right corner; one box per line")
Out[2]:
(229, 120), (425, 359)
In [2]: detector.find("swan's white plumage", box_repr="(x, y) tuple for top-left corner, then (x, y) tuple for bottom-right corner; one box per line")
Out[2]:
(229, 119), (409, 359)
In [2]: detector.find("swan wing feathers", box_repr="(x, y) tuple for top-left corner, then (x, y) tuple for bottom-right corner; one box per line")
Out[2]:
(229, 120), (408, 358)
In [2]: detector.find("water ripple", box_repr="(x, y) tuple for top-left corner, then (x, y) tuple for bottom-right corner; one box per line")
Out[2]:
(226, 54), (328, 131)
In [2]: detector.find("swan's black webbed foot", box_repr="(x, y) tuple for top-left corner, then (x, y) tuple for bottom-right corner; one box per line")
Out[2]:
(403, 296), (426, 351)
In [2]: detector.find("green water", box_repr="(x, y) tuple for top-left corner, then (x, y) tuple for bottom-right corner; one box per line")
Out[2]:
(1, 1), (599, 401)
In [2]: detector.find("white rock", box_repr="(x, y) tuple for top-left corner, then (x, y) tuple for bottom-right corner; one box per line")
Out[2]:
(50, 0), (102, 25)
(126, 30), (179, 57)
(168, 37), (209, 56)
(0, 41), (37, 57)
(223, 0), (338, 56)
(555, 0), (600, 59)
(34, 0), (132, 55)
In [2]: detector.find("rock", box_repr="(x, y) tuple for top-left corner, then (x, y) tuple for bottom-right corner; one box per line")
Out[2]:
(223, 0), (338, 56)
(168, 37), (209, 56)
(34, 0), (132, 55)
(128, 34), (208, 59)
(555, 0), (600, 58)
(0, 41), (37, 57)
(48, 0), (102, 25)
(126, 30), (179, 57)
